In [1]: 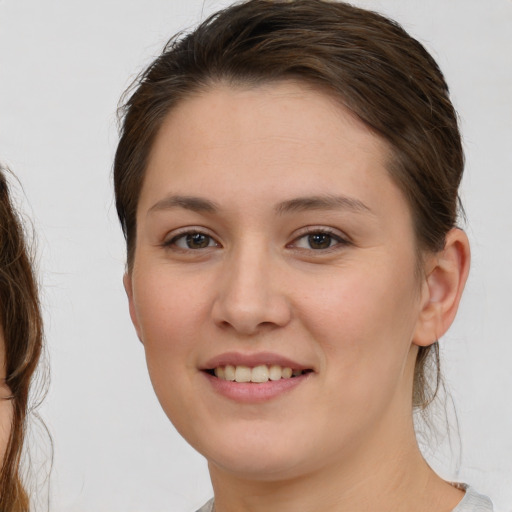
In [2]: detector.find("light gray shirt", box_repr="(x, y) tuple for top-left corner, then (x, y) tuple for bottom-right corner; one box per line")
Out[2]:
(453, 485), (494, 512)
(195, 485), (494, 512)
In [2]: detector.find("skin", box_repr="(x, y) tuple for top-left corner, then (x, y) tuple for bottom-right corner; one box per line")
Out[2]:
(0, 333), (13, 462)
(124, 81), (470, 512)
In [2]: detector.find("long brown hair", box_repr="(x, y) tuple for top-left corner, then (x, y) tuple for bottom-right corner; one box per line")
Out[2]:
(0, 168), (44, 511)
(114, 0), (464, 410)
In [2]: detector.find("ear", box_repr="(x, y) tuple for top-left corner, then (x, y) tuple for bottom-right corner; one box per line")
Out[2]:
(123, 272), (143, 343)
(413, 228), (471, 347)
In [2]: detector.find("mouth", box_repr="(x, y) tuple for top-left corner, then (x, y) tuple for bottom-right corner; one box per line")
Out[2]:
(201, 354), (314, 402)
(204, 364), (314, 383)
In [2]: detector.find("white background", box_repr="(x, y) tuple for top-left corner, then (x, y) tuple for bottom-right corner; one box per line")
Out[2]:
(1, 0), (511, 510)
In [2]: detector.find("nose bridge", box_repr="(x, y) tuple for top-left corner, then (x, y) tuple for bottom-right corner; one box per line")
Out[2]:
(212, 237), (291, 334)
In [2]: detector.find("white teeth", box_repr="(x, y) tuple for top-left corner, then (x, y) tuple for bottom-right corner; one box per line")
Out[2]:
(251, 365), (269, 383)
(269, 364), (282, 381)
(212, 364), (306, 383)
(282, 367), (292, 379)
(224, 365), (236, 381)
(235, 365), (252, 383)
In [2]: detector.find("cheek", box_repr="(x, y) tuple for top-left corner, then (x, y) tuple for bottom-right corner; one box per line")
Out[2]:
(0, 393), (13, 462)
(131, 265), (214, 394)
(131, 269), (208, 431)
(133, 265), (210, 347)
(298, 261), (420, 404)
(0, 339), (12, 461)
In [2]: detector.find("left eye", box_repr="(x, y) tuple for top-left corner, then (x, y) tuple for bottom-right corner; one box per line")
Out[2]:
(169, 232), (219, 250)
(293, 231), (344, 250)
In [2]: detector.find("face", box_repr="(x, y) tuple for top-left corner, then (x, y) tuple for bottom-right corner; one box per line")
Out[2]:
(126, 81), (430, 481)
(0, 333), (13, 461)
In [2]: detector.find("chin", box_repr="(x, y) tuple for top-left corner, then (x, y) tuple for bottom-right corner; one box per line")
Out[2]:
(188, 424), (322, 482)
(208, 450), (313, 482)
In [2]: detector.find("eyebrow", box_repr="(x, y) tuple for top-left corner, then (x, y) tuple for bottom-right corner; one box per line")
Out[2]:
(148, 195), (220, 215)
(275, 195), (372, 215)
(147, 194), (372, 216)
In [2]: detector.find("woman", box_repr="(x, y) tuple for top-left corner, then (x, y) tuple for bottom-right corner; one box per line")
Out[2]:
(114, 1), (493, 510)
(0, 168), (44, 511)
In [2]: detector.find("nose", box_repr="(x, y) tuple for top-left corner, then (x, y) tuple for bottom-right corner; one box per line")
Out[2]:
(211, 243), (292, 335)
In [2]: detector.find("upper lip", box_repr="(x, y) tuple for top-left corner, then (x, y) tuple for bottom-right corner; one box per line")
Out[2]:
(201, 352), (313, 371)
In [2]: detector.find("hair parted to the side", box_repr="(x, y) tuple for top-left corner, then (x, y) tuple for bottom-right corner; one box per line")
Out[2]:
(114, 0), (464, 410)
(0, 167), (44, 511)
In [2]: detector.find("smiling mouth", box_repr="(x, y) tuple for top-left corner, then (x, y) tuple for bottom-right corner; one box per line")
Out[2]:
(205, 364), (313, 383)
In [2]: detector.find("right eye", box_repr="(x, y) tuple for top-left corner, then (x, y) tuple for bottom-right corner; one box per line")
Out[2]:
(165, 231), (220, 250)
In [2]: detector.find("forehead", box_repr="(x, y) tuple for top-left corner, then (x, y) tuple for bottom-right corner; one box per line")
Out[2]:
(142, 81), (397, 207)
(157, 80), (385, 155)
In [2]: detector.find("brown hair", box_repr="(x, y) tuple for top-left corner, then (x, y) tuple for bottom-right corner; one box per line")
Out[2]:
(114, 0), (464, 409)
(0, 168), (44, 511)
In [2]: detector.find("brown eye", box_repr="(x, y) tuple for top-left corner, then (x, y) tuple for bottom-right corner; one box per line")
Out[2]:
(186, 233), (211, 249)
(290, 229), (348, 251)
(167, 231), (219, 250)
(307, 233), (333, 249)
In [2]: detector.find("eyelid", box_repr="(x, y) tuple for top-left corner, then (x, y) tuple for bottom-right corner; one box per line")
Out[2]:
(162, 227), (222, 249)
(287, 226), (351, 250)
(160, 225), (350, 252)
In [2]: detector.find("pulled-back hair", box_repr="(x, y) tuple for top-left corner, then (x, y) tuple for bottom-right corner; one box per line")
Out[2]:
(0, 168), (44, 511)
(114, 0), (464, 409)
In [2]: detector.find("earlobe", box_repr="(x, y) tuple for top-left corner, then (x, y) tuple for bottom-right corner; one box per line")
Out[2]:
(123, 272), (144, 343)
(413, 228), (471, 347)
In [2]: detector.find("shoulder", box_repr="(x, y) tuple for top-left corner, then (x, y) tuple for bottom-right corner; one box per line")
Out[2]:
(195, 498), (214, 512)
(452, 485), (494, 512)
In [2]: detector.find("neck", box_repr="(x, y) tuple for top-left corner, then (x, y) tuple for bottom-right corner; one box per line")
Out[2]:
(208, 413), (463, 512)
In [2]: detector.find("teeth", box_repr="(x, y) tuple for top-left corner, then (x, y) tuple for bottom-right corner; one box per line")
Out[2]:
(212, 364), (305, 383)
(251, 365), (269, 383)
(235, 365), (251, 383)
(269, 365), (282, 381)
(224, 365), (236, 381)
(282, 367), (292, 379)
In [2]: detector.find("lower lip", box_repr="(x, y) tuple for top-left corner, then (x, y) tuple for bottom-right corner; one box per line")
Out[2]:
(203, 372), (311, 403)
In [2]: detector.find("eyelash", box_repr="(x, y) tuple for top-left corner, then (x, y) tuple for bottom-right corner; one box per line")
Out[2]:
(162, 227), (350, 252)
(288, 227), (350, 252)
(163, 229), (220, 251)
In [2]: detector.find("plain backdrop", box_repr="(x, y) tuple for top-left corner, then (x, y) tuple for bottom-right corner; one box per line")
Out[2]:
(1, 0), (511, 510)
